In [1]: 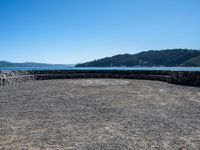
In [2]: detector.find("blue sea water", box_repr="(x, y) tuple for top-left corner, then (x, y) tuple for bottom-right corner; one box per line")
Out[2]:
(0, 67), (200, 71)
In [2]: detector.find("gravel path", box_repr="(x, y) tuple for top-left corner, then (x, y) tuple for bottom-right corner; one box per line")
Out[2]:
(0, 79), (200, 149)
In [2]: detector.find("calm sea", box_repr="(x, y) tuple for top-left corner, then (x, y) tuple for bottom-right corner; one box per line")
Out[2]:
(0, 67), (200, 71)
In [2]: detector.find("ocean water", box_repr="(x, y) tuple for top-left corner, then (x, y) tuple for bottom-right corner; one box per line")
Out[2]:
(0, 67), (200, 71)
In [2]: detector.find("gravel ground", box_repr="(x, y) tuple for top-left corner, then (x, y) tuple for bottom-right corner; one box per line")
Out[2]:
(0, 79), (200, 150)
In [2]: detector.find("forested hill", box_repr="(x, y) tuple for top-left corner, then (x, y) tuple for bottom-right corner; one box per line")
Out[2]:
(76, 49), (200, 67)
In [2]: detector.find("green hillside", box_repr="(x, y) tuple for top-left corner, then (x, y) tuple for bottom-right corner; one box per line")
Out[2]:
(76, 49), (200, 67)
(183, 56), (200, 67)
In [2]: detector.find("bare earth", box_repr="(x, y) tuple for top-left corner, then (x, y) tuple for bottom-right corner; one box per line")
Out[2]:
(0, 79), (200, 150)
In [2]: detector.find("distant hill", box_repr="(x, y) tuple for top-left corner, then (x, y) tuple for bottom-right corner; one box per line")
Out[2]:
(0, 61), (74, 67)
(182, 56), (200, 67)
(76, 49), (200, 67)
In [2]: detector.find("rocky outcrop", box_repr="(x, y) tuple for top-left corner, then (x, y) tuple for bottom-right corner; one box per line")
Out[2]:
(0, 70), (199, 86)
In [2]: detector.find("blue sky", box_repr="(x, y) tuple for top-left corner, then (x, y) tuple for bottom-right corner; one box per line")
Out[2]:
(0, 0), (200, 64)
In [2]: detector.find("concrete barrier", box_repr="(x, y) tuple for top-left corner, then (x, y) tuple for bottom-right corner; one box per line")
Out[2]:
(0, 70), (200, 86)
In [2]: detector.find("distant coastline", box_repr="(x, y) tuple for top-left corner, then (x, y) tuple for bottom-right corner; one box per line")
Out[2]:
(0, 60), (75, 68)
(2, 49), (200, 69)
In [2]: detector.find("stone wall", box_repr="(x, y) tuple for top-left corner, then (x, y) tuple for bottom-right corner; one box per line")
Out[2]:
(0, 71), (36, 86)
(0, 70), (200, 86)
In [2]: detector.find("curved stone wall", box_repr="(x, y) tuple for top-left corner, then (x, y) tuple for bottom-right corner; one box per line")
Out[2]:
(0, 70), (200, 86)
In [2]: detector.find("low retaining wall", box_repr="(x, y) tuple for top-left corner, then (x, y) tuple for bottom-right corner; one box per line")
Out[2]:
(0, 70), (200, 86)
(0, 71), (36, 86)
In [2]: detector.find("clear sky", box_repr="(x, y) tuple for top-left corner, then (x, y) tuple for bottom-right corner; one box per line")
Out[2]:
(0, 0), (200, 64)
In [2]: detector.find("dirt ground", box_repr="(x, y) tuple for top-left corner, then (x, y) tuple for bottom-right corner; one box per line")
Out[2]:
(0, 79), (200, 150)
